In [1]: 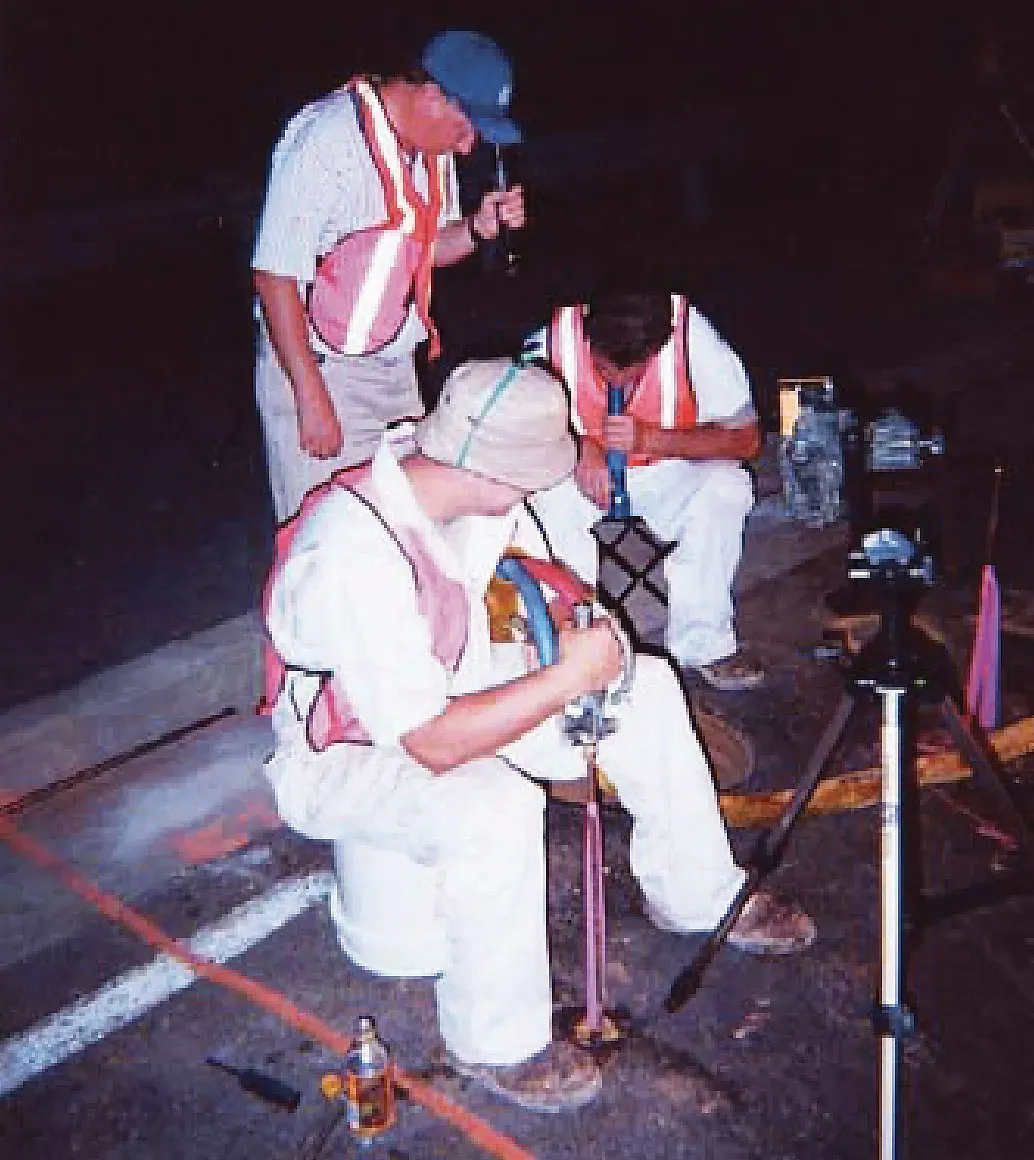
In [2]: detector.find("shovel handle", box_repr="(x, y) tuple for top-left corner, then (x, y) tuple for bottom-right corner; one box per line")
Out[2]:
(606, 385), (631, 519)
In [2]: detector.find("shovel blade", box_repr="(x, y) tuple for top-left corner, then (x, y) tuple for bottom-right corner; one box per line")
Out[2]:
(591, 515), (674, 616)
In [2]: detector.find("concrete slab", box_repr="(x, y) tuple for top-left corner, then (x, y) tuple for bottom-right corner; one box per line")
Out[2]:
(0, 712), (276, 971)
(0, 612), (263, 803)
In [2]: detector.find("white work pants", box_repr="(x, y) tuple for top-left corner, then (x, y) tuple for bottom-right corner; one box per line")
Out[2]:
(528, 460), (755, 667)
(265, 650), (744, 1067)
(255, 340), (423, 522)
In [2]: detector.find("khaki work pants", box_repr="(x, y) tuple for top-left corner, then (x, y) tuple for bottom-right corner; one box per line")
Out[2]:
(255, 341), (423, 522)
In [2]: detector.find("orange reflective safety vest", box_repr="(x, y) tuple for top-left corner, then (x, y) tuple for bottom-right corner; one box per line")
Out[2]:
(260, 463), (469, 752)
(548, 294), (696, 467)
(308, 78), (456, 359)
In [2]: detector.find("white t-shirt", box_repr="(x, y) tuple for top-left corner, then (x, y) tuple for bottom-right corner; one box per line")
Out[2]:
(524, 305), (757, 427)
(252, 88), (460, 358)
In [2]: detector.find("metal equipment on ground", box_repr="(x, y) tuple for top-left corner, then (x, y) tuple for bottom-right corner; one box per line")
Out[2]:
(664, 526), (1034, 1160)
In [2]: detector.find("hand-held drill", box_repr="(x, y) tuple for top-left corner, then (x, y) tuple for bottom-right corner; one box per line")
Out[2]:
(562, 603), (619, 750)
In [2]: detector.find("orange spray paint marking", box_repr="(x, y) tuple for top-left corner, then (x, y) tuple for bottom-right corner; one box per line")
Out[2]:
(930, 787), (1019, 852)
(167, 798), (282, 864)
(0, 816), (536, 1160)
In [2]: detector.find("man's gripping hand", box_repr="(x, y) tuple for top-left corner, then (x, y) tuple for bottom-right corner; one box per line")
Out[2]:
(557, 617), (624, 699)
(602, 413), (650, 456)
(470, 185), (526, 240)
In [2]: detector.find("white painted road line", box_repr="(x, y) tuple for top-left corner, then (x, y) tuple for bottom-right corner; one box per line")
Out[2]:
(0, 871), (335, 1098)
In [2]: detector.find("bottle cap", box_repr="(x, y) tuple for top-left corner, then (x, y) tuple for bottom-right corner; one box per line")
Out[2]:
(320, 1072), (344, 1100)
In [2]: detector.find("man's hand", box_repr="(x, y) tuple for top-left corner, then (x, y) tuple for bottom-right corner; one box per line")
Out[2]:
(574, 440), (611, 510)
(254, 269), (345, 459)
(401, 612), (623, 774)
(470, 185), (526, 240)
(558, 617), (624, 697)
(296, 387), (344, 458)
(433, 187), (526, 266)
(602, 413), (649, 456)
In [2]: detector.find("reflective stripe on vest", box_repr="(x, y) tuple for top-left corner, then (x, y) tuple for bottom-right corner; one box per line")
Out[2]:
(308, 79), (450, 358)
(549, 295), (695, 463)
(260, 465), (469, 753)
(657, 293), (682, 427)
(555, 306), (584, 433)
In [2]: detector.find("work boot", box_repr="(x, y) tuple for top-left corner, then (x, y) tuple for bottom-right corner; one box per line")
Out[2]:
(692, 695), (755, 789)
(693, 651), (766, 692)
(447, 1040), (602, 1113)
(726, 891), (817, 955)
(648, 890), (816, 956)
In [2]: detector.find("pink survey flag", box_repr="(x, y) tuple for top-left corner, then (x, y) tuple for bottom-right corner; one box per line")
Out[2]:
(966, 563), (1001, 730)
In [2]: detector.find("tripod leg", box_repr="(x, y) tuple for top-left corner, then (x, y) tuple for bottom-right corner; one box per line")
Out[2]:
(664, 692), (859, 1013)
(917, 696), (1034, 924)
(754, 692), (860, 871)
(938, 696), (1034, 854)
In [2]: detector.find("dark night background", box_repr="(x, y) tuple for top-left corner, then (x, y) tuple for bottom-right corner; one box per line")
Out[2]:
(1, 4), (1002, 214)
(1, 1), (1031, 709)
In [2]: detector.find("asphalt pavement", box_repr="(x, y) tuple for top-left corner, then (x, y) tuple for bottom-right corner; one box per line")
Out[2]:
(2, 171), (1034, 1158)
(2, 523), (1033, 1159)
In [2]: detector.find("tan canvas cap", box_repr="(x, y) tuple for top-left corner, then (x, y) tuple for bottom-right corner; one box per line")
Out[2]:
(415, 358), (576, 491)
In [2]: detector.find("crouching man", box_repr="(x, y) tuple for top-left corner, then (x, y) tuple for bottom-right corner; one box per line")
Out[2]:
(261, 358), (815, 1114)
(524, 287), (764, 690)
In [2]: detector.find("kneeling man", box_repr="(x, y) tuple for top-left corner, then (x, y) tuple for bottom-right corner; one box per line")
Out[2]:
(262, 358), (814, 1114)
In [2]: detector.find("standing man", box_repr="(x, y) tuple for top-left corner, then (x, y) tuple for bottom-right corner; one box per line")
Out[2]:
(262, 358), (815, 1114)
(252, 31), (526, 522)
(522, 287), (765, 691)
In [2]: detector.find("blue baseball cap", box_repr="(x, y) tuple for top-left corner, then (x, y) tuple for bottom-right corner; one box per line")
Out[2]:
(420, 30), (522, 145)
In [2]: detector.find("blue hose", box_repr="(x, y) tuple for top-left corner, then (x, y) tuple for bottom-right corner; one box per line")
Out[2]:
(494, 556), (558, 667)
